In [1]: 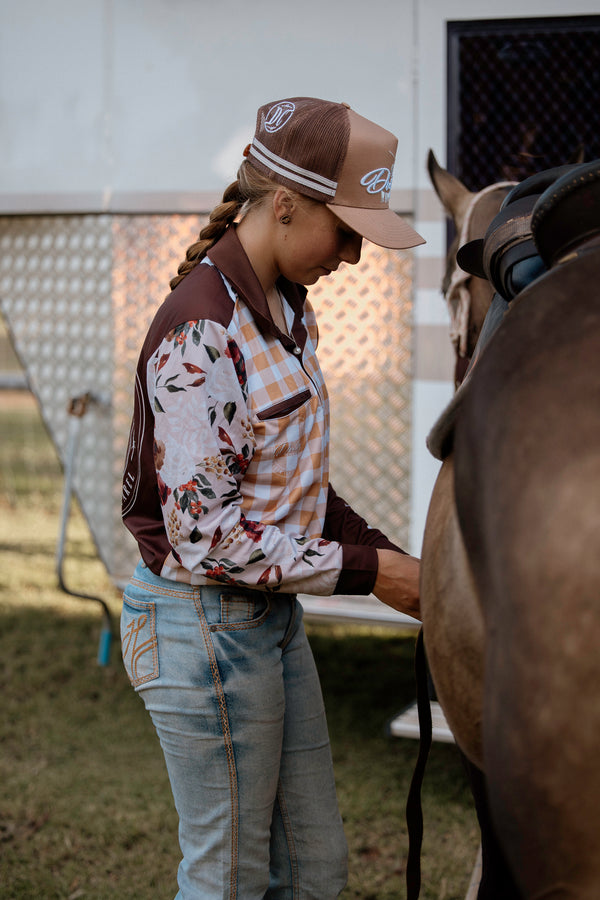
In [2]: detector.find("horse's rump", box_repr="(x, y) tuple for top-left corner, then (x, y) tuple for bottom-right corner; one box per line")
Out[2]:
(420, 455), (485, 768)
(453, 249), (600, 896)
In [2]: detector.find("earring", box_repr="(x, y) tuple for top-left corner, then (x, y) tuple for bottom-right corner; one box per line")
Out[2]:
(280, 215), (291, 225)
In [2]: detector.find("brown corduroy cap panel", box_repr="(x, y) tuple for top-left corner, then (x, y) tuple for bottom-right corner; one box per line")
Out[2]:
(259, 99), (349, 197)
(249, 98), (350, 203)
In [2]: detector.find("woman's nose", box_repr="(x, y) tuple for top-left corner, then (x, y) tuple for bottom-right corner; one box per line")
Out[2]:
(340, 233), (362, 265)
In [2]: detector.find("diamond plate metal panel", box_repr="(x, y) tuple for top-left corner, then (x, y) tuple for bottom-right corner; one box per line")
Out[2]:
(0, 214), (119, 575)
(311, 242), (413, 549)
(1, 215), (413, 585)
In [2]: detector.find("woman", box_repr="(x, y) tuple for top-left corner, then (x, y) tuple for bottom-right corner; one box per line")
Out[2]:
(121, 96), (423, 899)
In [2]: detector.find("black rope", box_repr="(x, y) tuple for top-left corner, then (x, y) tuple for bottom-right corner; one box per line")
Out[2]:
(405, 628), (433, 900)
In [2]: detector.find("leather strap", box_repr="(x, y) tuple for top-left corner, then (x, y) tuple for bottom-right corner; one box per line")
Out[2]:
(405, 628), (433, 900)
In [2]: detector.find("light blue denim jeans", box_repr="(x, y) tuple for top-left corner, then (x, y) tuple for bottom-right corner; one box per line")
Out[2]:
(121, 561), (348, 899)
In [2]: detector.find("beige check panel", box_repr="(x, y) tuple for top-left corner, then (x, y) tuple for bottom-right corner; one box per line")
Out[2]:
(235, 297), (330, 540)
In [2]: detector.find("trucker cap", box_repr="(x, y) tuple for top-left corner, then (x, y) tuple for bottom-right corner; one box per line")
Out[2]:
(245, 97), (425, 250)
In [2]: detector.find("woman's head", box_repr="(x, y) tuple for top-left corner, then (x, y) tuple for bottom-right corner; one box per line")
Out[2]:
(244, 97), (424, 250)
(169, 96), (424, 291)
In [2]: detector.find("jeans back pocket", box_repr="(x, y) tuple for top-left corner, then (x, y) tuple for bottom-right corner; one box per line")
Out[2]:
(121, 594), (159, 688)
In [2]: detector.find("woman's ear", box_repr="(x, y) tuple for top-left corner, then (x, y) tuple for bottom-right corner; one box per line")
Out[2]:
(272, 189), (296, 222)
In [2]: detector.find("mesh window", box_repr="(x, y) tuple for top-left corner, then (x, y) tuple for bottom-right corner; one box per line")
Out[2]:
(448, 16), (600, 191)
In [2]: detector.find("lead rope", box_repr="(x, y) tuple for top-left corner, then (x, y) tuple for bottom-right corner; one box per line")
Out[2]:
(405, 628), (433, 900)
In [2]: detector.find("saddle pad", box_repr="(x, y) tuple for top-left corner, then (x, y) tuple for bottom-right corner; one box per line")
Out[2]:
(427, 294), (509, 460)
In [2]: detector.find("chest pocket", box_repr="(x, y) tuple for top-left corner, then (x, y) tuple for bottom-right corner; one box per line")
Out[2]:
(256, 388), (311, 421)
(248, 388), (320, 487)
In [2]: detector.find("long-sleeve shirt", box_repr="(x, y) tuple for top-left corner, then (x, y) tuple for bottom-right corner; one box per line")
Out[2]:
(122, 226), (403, 595)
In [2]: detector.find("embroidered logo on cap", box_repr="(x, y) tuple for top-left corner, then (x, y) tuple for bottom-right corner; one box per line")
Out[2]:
(361, 167), (394, 204)
(264, 101), (296, 133)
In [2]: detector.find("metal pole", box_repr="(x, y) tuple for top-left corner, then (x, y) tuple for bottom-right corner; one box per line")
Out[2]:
(55, 393), (114, 666)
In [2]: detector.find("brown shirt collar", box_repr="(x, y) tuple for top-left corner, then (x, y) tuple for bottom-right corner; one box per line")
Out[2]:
(207, 225), (307, 343)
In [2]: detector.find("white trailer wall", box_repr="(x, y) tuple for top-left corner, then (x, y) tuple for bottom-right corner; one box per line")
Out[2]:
(2, 0), (597, 568)
(0, 0), (416, 207)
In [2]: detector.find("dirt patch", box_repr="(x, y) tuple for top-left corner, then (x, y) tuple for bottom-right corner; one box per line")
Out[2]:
(0, 389), (36, 410)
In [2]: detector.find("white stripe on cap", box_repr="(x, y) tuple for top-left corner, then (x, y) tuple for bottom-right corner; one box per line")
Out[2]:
(249, 138), (337, 198)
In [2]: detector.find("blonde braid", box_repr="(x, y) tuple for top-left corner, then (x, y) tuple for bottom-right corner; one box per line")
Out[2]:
(169, 161), (280, 291)
(169, 180), (244, 290)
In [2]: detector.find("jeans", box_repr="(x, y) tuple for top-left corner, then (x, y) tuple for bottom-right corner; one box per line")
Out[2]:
(121, 561), (348, 899)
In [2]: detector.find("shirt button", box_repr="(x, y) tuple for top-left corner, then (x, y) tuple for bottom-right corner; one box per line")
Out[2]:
(293, 346), (302, 355)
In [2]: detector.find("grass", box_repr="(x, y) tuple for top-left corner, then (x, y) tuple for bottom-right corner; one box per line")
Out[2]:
(0, 392), (480, 899)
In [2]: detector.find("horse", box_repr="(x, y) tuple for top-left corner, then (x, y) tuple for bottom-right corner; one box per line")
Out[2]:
(421, 152), (516, 768)
(426, 150), (515, 385)
(419, 158), (600, 899)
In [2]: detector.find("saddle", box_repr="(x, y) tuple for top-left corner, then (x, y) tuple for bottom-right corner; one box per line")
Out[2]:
(532, 158), (600, 265)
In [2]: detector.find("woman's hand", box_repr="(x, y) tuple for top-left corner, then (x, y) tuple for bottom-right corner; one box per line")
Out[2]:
(373, 549), (421, 620)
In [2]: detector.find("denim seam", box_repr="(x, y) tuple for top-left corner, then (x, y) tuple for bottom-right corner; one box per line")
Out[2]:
(209, 595), (272, 633)
(129, 575), (198, 600)
(193, 595), (239, 900)
(276, 779), (300, 897)
(218, 596), (252, 625)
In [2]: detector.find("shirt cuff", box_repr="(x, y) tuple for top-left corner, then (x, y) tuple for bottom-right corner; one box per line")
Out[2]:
(334, 543), (379, 595)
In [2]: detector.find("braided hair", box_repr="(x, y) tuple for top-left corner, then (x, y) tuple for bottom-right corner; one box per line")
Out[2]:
(169, 161), (276, 291)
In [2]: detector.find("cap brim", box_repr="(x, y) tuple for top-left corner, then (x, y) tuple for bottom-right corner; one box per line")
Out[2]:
(327, 203), (426, 250)
(456, 239), (486, 278)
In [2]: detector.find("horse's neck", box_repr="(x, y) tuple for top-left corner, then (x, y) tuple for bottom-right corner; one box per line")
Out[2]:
(447, 182), (515, 362)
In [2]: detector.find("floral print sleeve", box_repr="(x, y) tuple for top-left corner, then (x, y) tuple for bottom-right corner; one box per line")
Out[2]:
(150, 318), (343, 594)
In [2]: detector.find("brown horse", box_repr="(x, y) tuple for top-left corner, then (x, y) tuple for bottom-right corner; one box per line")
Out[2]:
(427, 150), (515, 385)
(422, 153), (515, 766)
(420, 161), (600, 898)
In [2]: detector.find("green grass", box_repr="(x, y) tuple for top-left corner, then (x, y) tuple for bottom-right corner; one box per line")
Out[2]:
(0, 394), (479, 899)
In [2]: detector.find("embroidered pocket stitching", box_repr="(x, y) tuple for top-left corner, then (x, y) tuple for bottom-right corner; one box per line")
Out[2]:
(121, 594), (159, 687)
